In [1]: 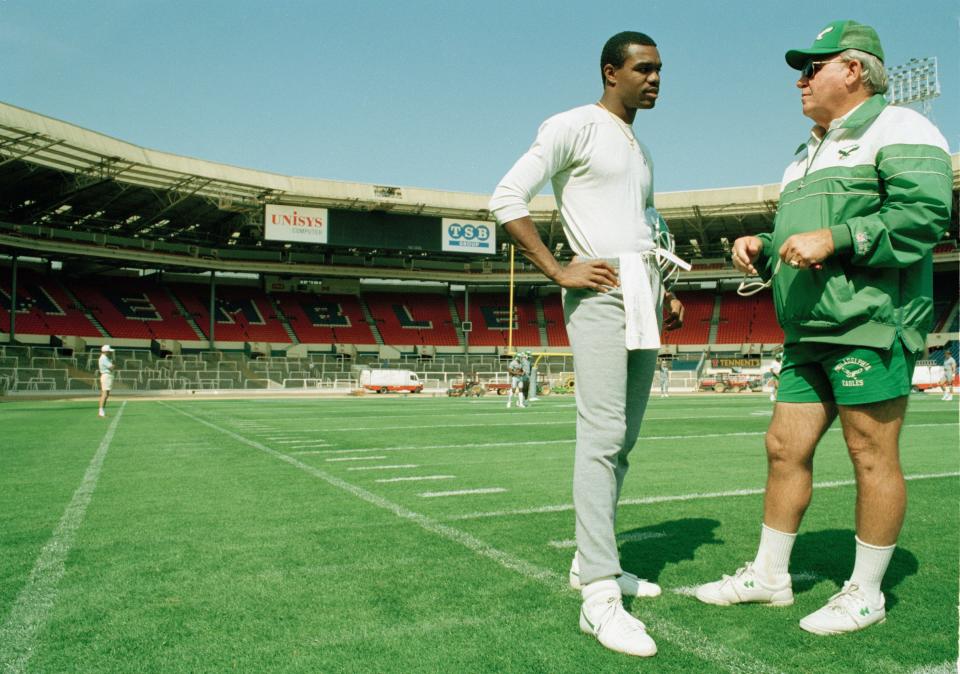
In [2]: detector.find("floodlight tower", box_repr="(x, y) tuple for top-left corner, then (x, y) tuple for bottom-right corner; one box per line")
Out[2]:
(885, 57), (941, 119)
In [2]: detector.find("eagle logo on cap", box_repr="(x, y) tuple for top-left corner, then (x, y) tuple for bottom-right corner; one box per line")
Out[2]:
(816, 26), (834, 41)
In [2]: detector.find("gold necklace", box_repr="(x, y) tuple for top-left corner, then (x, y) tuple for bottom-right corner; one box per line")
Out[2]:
(597, 101), (636, 147)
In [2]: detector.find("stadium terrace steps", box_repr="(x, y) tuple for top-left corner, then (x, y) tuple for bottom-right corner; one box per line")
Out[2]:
(267, 295), (300, 345)
(165, 288), (209, 341)
(357, 294), (384, 346)
(58, 283), (110, 338)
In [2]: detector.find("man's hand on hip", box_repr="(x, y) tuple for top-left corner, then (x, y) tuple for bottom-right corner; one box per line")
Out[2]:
(554, 259), (619, 291)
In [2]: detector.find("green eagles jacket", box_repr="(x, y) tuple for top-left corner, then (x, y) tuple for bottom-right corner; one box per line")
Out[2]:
(756, 94), (953, 352)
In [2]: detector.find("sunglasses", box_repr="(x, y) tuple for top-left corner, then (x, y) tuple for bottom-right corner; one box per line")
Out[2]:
(800, 58), (845, 79)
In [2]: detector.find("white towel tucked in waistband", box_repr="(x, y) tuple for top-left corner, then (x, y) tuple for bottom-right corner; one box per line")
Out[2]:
(620, 252), (660, 351)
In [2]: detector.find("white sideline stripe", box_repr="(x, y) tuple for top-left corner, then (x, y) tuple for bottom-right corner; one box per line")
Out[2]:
(164, 404), (782, 674)
(446, 471), (960, 521)
(315, 421), (960, 456)
(375, 475), (456, 483)
(347, 464), (419, 471)
(0, 403), (126, 674)
(325, 455), (387, 462)
(548, 531), (667, 549)
(418, 488), (508, 498)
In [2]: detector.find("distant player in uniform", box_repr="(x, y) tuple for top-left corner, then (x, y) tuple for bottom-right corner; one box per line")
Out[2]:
(659, 360), (669, 398)
(506, 353), (526, 408)
(98, 344), (115, 418)
(769, 353), (782, 402)
(520, 351), (534, 405)
(941, 346), (956, 402)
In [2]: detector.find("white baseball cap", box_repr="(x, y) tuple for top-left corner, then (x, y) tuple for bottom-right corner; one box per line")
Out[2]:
(101, 344), (114, 352)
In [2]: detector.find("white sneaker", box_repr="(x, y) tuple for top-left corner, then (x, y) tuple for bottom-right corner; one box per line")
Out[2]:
(799, 582), (885, 635)
(580, 589), (657, 657)
(569, 553), (661, 597)
(695, 561), (794, 606)
(770, 393), (776, 402)
(98, 410), (105, 418)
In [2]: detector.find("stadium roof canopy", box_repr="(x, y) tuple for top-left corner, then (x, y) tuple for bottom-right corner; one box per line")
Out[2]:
(1, 101), (957, 284)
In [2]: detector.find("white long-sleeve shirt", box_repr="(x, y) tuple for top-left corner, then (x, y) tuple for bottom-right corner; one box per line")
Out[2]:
(489, 104), (656, 259)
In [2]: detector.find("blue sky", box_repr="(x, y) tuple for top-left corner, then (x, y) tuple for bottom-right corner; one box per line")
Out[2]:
(2, 0), (957, 195)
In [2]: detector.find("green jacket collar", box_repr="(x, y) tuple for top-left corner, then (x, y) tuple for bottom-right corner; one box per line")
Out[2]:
(837, 94), (887, 130)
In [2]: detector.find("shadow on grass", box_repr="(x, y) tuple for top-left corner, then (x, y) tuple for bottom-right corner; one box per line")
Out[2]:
(618, 518), (722, 582)
(791, 528), (918, 610)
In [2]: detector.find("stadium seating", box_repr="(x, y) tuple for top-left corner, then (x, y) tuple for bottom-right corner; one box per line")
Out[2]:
(0, 270), (100, 337)
(715, 293), (784, 344)
(71, 280), (198, 341)
(364, 292), (460, 346)
(541, 294), (569, 347)
(273, 292), (376, 344)
(661, 290), (713, 345)
(455, 293), (540, 347)
(171, 284), (291, 343)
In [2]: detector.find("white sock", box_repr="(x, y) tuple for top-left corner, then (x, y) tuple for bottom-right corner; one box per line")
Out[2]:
(753, 523), (796, 580)
(518, 392), (525, 406)
(849, 535), (894, 604)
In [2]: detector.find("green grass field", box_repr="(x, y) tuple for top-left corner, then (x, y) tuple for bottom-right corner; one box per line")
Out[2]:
(1, 393), (957, 673)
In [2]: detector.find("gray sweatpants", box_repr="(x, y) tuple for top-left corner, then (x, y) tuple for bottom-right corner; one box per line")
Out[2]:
(564, 285), (658, 585)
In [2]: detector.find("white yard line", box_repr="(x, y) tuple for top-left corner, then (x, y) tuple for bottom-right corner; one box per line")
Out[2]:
(164, 403), (784, 674)
(375, 475), (456, 484)
(347, 464), (419, 471)
(909, 661), (959, 674)
(447, 471), (960, 521)
(0, 403), (126, 674)
(418, 488), (507, 498)
(315, 421), (958, 455)
(325, 455), (387, 462)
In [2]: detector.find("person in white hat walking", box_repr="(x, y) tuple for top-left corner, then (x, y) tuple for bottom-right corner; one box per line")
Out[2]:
(98, 345), (115, 417)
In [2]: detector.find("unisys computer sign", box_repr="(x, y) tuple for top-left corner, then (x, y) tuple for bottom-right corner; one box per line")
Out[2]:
(264, 204), (329, 244)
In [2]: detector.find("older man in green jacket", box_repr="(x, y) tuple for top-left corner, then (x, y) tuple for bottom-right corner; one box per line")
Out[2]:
(696, 20), (952, 635)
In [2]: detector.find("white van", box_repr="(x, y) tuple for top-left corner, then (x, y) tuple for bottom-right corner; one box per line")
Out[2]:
(359, 369), (423, 394)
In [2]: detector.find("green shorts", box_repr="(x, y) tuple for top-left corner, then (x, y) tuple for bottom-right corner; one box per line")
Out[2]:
(777, 339), (917, 405)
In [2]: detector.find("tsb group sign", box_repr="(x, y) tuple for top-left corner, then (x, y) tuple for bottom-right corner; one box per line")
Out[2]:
(441, 218), (496, 255)
(264, 204), (328, 244)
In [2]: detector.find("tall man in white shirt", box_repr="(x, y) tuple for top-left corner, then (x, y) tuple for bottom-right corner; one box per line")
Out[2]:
(490, 31), (683, 658)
